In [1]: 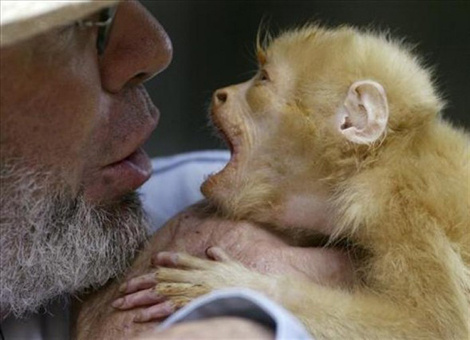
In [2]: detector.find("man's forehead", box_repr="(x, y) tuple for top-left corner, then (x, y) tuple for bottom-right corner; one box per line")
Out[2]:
(0, 0), (119, 48)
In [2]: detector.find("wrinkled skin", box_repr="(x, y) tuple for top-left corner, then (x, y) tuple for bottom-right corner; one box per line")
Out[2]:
(75, 203), (354, 339)
(0, 0), (172, 205)
(0, 0), (171, 322)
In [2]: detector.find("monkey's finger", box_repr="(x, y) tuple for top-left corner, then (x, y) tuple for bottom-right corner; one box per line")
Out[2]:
(133, 300), (176, 323)
(119, 273), (157, 294)
(153, 251), (213, 270)
(155, 267), (201, 284)
(206, 246), (231, 262)
(111, 288), (165, 310)
(156, 282), (208, 298)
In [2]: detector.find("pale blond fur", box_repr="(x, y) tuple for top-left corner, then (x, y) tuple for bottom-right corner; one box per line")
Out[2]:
(152, 25), (469, 339)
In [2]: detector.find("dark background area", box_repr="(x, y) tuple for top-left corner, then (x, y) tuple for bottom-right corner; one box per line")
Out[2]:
(141, 1), (470, 157)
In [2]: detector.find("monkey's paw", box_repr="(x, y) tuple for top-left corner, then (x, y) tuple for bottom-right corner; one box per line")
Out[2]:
(112, 247), (251, 322)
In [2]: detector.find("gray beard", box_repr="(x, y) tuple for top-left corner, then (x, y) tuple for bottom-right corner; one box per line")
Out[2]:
(0, 163), (149, 318)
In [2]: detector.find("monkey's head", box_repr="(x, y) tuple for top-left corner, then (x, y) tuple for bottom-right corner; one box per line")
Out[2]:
(202, 25), (444, 230)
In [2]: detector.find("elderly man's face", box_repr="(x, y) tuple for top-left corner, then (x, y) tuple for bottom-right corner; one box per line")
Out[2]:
(0, 1), (172, 317)
(1, 1), (172, 202)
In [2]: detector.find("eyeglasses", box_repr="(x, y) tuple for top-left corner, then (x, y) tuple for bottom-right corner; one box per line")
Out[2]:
(75, 6), (118, 55)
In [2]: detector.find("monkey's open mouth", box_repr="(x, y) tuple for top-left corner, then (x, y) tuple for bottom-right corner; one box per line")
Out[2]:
(210, 110), (239, 162)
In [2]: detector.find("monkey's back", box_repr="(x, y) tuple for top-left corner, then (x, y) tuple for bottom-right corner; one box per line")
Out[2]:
(342, 116), (470, 335)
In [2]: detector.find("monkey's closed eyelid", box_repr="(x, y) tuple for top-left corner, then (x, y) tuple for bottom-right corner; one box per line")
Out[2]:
(259, 69), (271, 82)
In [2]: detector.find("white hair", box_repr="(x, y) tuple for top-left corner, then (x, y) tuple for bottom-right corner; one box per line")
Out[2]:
(0, 162), (149, 318)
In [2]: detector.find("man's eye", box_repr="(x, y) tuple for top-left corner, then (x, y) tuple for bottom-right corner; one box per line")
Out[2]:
(54, 23), (80, 46)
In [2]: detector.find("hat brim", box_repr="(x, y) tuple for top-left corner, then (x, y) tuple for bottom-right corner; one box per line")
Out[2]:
(1, 0), (120, 47)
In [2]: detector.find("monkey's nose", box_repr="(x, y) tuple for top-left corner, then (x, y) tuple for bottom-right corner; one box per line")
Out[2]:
(213, 89), (228, 107)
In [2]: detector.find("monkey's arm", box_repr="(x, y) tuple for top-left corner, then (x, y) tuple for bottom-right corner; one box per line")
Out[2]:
(124, 248), (466, 340)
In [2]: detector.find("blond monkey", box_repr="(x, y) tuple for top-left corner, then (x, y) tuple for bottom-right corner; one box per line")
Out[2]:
(117, 25), (470, 339)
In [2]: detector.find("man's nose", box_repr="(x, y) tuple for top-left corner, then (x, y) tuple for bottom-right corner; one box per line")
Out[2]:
(100, 0), (173, 93)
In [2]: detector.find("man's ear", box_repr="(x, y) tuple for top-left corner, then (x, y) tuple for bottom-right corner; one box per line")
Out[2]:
(337, 80), (389, 144)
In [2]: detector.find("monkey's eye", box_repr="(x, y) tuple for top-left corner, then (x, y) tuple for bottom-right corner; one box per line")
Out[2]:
(258, 69), (271, 82)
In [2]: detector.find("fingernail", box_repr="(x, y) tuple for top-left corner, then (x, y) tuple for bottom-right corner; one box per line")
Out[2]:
(163, 252), (178, 265)
(157, 251), (169, 260)
(163, 301), (175, 313)
(152, 252), (168, 266)
(111, 298), (123, 308)
(118, 282), (127, 293)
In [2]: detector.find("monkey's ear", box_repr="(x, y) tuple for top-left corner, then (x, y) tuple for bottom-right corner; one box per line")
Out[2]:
(337, 80), (389, 144)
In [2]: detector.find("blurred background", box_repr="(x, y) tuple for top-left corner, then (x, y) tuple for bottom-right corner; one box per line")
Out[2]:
(141, 1), (470, 157)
